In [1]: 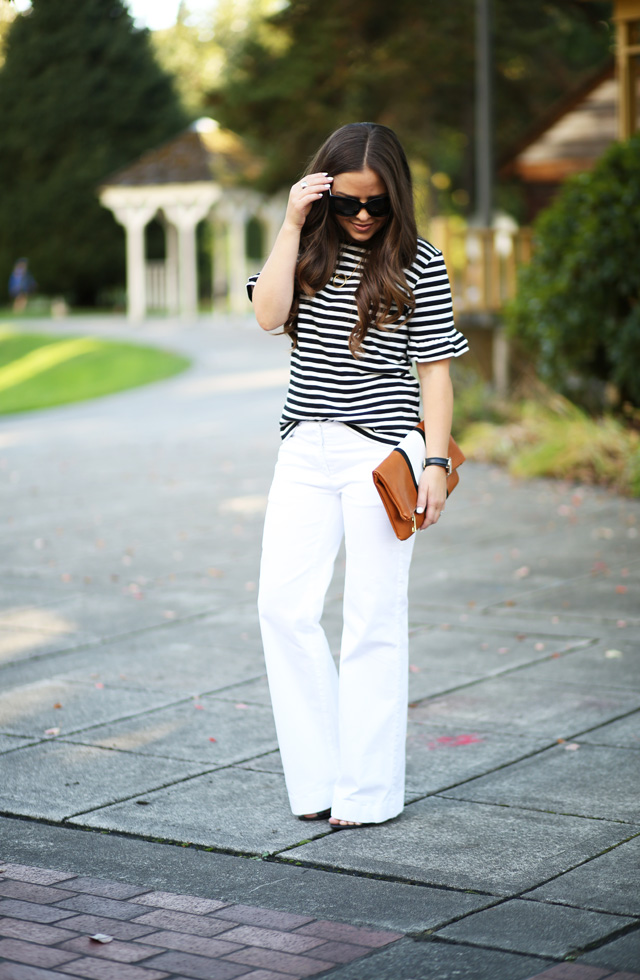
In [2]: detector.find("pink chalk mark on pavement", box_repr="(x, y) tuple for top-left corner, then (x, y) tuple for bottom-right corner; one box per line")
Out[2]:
(427, 734), (484, 749)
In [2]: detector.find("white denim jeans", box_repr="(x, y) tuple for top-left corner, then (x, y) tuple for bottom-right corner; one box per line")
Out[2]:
(258, 421), (416, 823)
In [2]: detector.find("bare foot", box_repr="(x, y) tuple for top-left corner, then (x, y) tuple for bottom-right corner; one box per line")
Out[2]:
(328, 817), (362, 827)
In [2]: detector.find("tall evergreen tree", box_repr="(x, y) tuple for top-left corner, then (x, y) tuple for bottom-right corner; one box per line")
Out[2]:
(0, 0), (188, 304)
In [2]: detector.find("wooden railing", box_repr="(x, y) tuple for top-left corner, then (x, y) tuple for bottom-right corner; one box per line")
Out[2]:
(428, 217), (533, 314)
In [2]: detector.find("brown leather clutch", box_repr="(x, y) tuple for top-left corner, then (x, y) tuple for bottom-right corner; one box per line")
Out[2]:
(372, 422), (465, 540)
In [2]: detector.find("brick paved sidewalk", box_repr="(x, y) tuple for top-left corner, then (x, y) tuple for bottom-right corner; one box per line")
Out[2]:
(2, 864), (639, 980)
(526, 966), (640, 980)
(0, 863), (402, 980)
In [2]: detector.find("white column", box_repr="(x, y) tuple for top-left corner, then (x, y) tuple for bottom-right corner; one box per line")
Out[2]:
(179, 222), (198, 316)
(164, 202), (213, 318)
(227, 206), (249, 314)
(109, 205), (157, 322)
(126, 223), (146, 322)
(212, 218), (229, 311)
(162, 219), (179, 315)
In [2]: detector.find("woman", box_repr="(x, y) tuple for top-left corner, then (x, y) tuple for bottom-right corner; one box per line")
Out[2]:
(248, 122), (468, 829)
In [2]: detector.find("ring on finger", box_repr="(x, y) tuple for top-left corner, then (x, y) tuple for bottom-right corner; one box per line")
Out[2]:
(300, 181), (308, 189)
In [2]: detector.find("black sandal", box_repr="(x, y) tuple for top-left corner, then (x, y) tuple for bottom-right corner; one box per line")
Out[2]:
(297, 808), (332, 822)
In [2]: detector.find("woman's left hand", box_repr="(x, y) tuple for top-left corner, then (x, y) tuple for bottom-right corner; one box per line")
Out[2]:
(415, 465), (447, 529)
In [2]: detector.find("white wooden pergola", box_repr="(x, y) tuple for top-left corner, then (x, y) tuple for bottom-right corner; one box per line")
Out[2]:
(99, 118), (284, 321)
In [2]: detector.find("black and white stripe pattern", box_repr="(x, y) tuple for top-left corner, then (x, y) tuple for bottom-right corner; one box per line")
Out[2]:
(247, 237), (468, 445)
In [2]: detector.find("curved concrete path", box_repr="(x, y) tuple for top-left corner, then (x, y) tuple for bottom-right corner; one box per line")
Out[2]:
(0, 314), (638, 979)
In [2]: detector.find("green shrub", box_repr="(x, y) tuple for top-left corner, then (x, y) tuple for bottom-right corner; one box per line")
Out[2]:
(461, 395), (640, 496)
(507, 133), (640, 410)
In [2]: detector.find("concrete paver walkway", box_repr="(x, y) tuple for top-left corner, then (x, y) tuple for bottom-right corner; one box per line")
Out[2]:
(0, 314), (638, 979)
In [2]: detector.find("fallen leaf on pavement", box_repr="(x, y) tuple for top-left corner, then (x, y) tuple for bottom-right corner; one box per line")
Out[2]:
(593, 527), (614, 539)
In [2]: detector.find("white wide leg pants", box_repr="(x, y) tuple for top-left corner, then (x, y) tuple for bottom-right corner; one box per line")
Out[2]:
(258, 422), (416, 823)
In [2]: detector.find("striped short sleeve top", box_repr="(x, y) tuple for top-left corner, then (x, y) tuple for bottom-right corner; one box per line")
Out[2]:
(247, 237), (468, 445)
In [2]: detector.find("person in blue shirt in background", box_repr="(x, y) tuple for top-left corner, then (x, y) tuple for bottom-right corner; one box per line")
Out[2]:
(9, 258), (36, 312)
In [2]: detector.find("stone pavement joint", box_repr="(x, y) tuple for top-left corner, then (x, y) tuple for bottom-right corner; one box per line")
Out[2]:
(0, 863), (402, 979)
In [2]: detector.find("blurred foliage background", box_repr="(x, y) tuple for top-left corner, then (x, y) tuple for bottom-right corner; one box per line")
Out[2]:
(203, 0), (613, 203)
(0, 0), (613, 305)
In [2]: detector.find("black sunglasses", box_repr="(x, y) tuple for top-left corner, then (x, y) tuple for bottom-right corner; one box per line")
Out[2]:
(328, 193), (391, 218)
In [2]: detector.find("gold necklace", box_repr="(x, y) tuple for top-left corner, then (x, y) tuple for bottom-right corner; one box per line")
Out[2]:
(333, 255), (364, 288)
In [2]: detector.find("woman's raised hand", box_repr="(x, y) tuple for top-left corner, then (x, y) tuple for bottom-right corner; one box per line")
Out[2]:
(285, 173), (333, 229)
(252, 175), (331, 331)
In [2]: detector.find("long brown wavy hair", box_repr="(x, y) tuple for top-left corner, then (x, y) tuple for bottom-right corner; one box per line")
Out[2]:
(285, 122), (419, 356)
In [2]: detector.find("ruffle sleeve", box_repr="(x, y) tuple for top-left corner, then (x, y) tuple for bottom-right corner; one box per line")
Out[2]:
(406, 250), (468, 362)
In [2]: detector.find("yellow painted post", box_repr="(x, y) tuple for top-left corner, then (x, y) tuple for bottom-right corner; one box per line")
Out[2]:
(505, 238), (517, 302)
(614, 0), (640, 139)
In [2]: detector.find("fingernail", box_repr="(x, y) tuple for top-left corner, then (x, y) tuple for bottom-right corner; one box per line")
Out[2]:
(415, 507), (424, 514)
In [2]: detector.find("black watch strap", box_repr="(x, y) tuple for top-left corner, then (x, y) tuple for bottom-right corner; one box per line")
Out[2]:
(423, 456), (452, 475)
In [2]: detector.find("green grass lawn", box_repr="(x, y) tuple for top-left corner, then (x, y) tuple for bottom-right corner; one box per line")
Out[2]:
(0, 328), (191, 415)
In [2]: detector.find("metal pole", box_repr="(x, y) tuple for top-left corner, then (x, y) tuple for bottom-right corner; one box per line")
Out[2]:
(476, 0), (493, 227)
